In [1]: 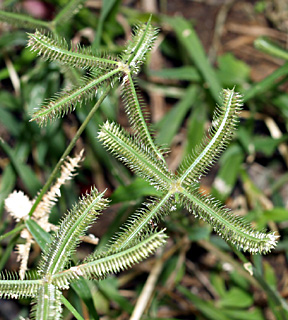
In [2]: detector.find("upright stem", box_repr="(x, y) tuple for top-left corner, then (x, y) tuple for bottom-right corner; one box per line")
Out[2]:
(28, 85), (112, 217)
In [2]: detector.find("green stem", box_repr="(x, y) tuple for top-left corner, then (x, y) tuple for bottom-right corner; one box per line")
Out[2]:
(28, 85), (112, 218)
(0, 224), (25, 242)
(244, 62), (288, 102)
(254, 37), (288, 61)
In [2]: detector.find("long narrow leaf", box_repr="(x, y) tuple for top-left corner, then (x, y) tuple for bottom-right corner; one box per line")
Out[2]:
(164, 15), (221, 103)
(25, 219), (52, 251)
(0, 139), (41, 195)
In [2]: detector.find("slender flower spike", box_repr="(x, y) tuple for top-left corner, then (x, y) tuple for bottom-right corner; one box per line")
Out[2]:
(119, 16), (159, 75)
(177, 89), (243, 187)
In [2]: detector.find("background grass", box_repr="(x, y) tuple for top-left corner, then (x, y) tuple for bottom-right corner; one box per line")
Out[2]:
(0, 0), (288, 319)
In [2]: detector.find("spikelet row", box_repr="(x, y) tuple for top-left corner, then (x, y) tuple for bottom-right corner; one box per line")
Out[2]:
(52, 230), (167, 289)
(98, 121), (172, 191)
(120, 18), (159, 75)
(105, 195), (172, 253)
(120, 75), (166, 165)
(179, 191), (279, 254)
(177, 88), (243, 186)
(30, 284), (62, 320)
(38, 188), (109, 276)
(0, 271), (41, 299)
(27, 30), (119, 70)
(32, 69), (120, 125)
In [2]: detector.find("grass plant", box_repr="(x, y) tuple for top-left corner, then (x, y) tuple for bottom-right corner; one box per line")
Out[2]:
(0, 1), (287, 319)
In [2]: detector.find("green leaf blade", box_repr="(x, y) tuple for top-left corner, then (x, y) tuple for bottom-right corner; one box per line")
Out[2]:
(164, 15), (222, 103)
(110, 177), (162, 204)
(25, 219), (52, 251)
(0, 139), (42, 195)
(254, 37), (288, 61)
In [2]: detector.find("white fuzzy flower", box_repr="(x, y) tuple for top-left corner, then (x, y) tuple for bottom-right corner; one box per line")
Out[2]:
(5, 190), (33, 221)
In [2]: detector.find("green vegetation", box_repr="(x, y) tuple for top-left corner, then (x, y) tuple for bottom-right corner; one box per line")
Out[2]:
(0, 1), (287, 319)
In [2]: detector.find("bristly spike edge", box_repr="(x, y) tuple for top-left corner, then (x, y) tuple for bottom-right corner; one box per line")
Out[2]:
(120, 20), (159, 75)
(179, 190), (279, 255)
(177, 88), (243, 186)
(38, 187), (109, 276)
(31, 68), (121, 126)
(51, 229), (167, 287)
(98, 121), (172, 192)
(27, 30), (119, 70)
